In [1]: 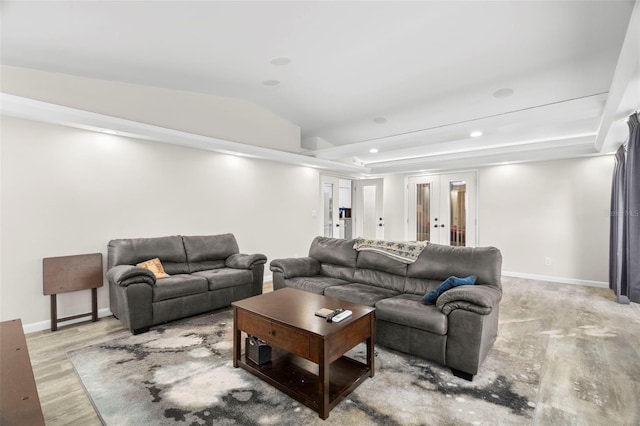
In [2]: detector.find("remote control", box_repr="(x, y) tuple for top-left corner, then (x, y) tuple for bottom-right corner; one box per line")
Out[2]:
(326, 308), (344, 322)
(331, 309), (352, 323)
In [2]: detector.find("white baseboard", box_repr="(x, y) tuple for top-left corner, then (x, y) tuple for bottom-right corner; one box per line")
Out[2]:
(23, 308), (113, 334)
(502, 271), (608, 288)
(263, 273), (273, 283)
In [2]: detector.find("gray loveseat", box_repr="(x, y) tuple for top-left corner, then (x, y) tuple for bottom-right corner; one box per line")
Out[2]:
(270, 237), (502, 380)
(107, 234), (266, 334)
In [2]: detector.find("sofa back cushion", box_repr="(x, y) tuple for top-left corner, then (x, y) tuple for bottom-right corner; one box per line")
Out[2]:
(404, 277), (446, 296)
(183, 234), (239, 273)
(356, 251), (407, 276)
(309, 237), (357, 267)
(354, 269), (406, 292)
(319, 264), (355, 281)
(406, 243), (502, 291)
(309, 237), (357, 281)
(108, 236), (189, 274)
(352, 251), (407, 291)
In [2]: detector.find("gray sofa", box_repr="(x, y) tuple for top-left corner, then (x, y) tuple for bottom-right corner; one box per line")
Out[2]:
(107, 234), (266, 334)
(270, 237), (502, 380)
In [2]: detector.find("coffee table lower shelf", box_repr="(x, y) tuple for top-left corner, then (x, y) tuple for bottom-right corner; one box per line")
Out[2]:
(238, 348), (371, 417)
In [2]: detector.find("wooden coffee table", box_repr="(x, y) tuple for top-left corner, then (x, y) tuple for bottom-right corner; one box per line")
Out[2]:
(232, 287), (375, 419)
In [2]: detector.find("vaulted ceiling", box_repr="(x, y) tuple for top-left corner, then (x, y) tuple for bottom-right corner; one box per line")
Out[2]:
(1, 1), (638, 174)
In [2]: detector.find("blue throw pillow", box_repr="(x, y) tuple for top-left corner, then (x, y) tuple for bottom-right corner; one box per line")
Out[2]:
(422, 275), (477, 304)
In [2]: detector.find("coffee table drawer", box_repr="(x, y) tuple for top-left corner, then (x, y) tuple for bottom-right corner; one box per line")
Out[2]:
(269, 322), (310, 359)
(238, 311), (272, 338)
(238, 311), (310, 359)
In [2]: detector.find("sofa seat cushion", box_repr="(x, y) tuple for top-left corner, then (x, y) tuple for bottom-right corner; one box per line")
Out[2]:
(375, 294), (448, 335)
(194, 268), (253, 290)
(152, 274), (208, 302)
(284, 276), (350, 295)
(324, 283), (399, 307)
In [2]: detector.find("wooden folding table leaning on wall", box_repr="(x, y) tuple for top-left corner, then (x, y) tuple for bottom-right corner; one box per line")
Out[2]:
(42, 253), (103, 332)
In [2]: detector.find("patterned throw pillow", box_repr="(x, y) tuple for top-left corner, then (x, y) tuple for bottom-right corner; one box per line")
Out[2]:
(136, 258), (170, 279)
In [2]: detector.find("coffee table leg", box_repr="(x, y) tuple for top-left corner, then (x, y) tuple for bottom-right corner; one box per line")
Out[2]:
(368, 314), (375, 377)
(233, 307), (239, 368)
(319, 344), (330, 419)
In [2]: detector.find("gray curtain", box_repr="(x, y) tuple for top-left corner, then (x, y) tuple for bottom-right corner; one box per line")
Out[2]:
(610, 145), (628, 303)
(610, 112), (640, 304)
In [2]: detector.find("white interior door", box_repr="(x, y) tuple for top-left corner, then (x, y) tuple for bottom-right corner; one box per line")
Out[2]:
(407, 172), (476, 246)
(354, 178), (384, 239)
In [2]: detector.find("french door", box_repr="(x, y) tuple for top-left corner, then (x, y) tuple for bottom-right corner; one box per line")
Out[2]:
(407, 172), (476, 246)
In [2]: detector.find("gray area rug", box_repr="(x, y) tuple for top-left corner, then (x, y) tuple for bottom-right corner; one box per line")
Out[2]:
(68, 309), (537, 425)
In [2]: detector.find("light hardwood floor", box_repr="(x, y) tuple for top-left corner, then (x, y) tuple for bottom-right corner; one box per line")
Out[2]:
(25, 281), (273, 425)
(26, 315), (126, 425)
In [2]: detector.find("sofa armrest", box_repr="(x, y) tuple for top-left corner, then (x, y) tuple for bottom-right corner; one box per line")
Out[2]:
(226, 253), (267, 270)
(436, 285), (502, 315)
(270, 257), (321, 278)
(106, 265), (156, 287)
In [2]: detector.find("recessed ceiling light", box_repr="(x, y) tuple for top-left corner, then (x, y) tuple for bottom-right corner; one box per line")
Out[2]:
(373, 117), (387, 124)
(270, 57), (291, 66)
(369, 148), (379, 153)
(493, 88), (514, 98)
(470, 130), (483, 138)
(262, 80), (280, 86)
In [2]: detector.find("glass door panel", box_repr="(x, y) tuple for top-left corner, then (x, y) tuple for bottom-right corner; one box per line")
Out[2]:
(416, 183), (431, 241)
(449, 181), (466, 246)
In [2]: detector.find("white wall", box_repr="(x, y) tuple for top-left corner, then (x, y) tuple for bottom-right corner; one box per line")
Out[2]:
(0, 117), (320, 327)
(380, 156), (614, 283)
(477, 156), (613, 283)
(1, 66), (302, 152)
